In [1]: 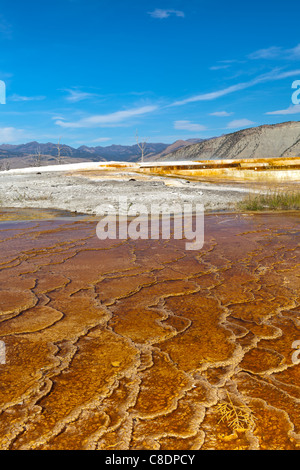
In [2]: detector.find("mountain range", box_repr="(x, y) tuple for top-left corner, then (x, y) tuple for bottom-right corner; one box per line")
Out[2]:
(0, 139), (204, 169)
(0, 121), (300, 169)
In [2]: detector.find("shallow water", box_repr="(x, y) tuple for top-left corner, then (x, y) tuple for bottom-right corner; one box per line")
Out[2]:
(0, 209), (299, 450)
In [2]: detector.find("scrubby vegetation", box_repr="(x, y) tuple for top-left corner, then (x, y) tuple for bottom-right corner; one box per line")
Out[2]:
(237, 190), (300, 211)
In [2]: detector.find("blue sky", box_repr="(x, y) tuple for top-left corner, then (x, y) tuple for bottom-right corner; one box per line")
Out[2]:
(0, 0), (300, 147)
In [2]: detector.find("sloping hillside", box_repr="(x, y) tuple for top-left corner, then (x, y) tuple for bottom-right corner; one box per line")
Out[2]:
(145, 139), (205, 161)
(156, 121), (300, 161)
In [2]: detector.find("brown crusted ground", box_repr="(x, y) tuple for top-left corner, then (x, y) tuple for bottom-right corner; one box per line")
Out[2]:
(0, 209), (299, 450)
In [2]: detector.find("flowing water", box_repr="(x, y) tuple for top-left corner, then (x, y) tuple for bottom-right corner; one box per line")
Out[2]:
(0, 208), (299, 450)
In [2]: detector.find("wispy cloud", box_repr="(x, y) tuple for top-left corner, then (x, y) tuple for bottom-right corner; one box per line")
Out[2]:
(0, 71), (13, 79)
(265, 104), (300, 115)
(75, 137), (112, 145)
(170, 68), (300, 106)
(55, 105), (158, 128)
(63, 88), (98, 102)
(0, 15), (12, 39)
(0, 127), (25, 143)
(10, 94), (46, 102)
(174, 120), (207, 132)
(148, 9), (185, 19)
(210, 111), (233, 117)
(248, 46), (282, 60)
(170, 83), (248, 106)
(91, 137), (112, 143)
(209, 59), (246, 71)
(249, 44), (300, 60)
(227, 119), (255, 129)
(209, 65), (231, 71)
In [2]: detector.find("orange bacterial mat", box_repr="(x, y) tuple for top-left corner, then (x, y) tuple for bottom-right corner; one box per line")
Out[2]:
(0, 210), (299, 450)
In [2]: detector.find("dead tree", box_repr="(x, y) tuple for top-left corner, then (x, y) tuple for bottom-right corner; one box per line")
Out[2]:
(135, 130), (149, 163)
(31, 146), (44, 167)
(54, 138), (68, 164)
(3, 160), (10, 171)
(55, 138), (63, 164)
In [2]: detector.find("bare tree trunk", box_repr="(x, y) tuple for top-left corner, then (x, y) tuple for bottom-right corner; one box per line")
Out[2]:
(3, 160), (10, 171)
(55, 138), (63, 164)
(33, 147), (44, 167)
(54, 138), (70, 165)
(136, 130), (149, 163)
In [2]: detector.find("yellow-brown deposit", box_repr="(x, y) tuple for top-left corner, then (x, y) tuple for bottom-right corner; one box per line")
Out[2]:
(139, 157), (300, 182)
(0, 210), (299, 450)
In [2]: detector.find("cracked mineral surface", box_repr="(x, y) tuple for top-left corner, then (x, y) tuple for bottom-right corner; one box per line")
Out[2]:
(0, 208), (299, 450)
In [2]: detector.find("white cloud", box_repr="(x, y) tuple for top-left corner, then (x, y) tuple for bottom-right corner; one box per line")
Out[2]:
(210, 111), (233, 117)
(170, 83), (248, 106)
(0, 15), (12, 39)
(210, 65), (231, 71)
(269, 69), (300, 80)
(63, 88), (97, 102)
(75, 137), (112, 145)
(148, 9), (185, 19)
(248, 46), (283, 60)
(265, 104), (300, 115)
(0, 71), (13, 79)
(55, 105), (158, 128)
(249, 44), (300, 60)
(170, 68), (300, 106)
(290, 44), (300, 59)
(227, 119), (255, 129)
(174, 120), (207, 132)
(51, 115), (66, 121)
(0, 127), (25, 143)
(10, 94), (46, 102)
(91, 137), (112, 143)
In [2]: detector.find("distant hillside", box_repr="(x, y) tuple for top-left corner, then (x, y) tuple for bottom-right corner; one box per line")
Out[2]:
(2, 121), (299, 170)
(146, 139), (205, 161)
(0, 141), (107, 169)
(157, 121), (300, 162)
(0, 139), (202, 169)
(78, 143), (169, 162)
(0, 141), (169, 169)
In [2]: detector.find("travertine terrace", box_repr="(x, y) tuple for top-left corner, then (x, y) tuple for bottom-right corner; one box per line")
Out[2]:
(1, 158), (300, 217)
(139, 157), (300, 182)
(0, 209), (299, 450)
